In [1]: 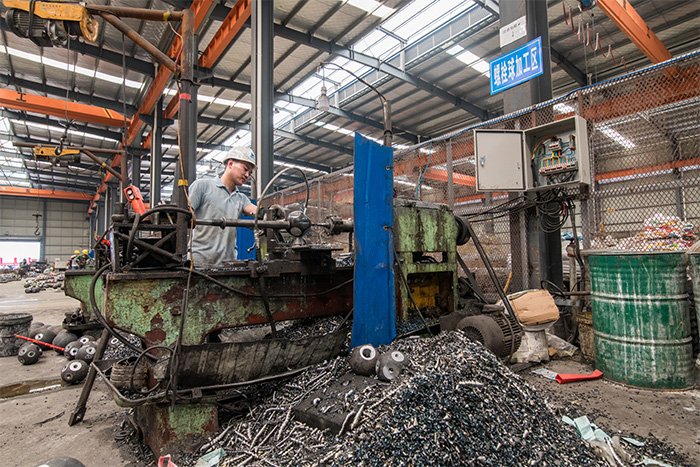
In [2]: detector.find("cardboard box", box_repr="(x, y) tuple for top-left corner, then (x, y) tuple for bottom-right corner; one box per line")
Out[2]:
(507, 289), (560, 326)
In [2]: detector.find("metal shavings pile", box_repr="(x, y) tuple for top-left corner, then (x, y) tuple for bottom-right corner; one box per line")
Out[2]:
(197, 332), (606, 467)
(273, 316), (347, 340)
(103, 332), (143, 360)
(395, 315), (435, 336)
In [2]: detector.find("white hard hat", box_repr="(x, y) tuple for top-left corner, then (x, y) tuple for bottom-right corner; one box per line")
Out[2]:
(214, 146), (257, 169)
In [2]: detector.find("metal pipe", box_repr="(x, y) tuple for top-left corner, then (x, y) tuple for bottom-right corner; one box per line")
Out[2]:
(175, 8), (196, 256)
(196, 218), (293, 230)
(81, 150), (123, 182)
(98, 13), (178, 74)
(87, 6), (183, 22)
(120, 150), (128, 200)
(382, 99), (393, 148)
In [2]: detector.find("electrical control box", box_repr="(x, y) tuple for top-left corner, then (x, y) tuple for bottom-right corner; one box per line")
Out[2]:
(474, 115), (591, 192)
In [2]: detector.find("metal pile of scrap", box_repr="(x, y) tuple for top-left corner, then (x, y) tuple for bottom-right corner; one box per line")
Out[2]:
(202, 332), (605, 467)
(23, 273), (64, 293)
(0, 272), (22, 283)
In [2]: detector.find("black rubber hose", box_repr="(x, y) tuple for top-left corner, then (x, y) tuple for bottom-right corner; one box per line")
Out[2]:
(88, 262), (157, 361)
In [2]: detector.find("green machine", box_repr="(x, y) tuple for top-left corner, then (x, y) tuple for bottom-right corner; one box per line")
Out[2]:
(393, 199), (460, 322)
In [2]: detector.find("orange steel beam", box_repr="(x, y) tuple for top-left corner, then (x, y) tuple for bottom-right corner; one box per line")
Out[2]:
(424, 168), (476, 186)
(454, 192), (507, 204)
(597, 0), (672, 64)
(0, 90), (127, 127)
(0, 186), (92, 201)
(200, 0), (251, 70)
(581, 66), (698, 121)
(125, 0), (215, 146)
(595, 156), (700, 182)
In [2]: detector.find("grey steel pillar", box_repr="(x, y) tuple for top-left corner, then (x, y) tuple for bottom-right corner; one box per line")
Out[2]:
(131, 152), (141, 190)
(251, 0), (274, 196)
(500, 0), (552, 115)
(501, 0), (560, 292)
(150, 97), (163, 207)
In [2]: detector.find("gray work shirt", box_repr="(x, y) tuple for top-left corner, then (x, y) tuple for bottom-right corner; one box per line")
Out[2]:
(188, 176), (252, 267)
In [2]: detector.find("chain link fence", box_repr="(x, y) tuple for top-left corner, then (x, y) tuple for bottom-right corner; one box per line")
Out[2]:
(265, 51), (700, 299)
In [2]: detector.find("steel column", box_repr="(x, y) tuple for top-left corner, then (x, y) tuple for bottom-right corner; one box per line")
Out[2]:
(151, 97), (163, 207)
(177, 9), (197, 255)
(251, 0), (274, 195)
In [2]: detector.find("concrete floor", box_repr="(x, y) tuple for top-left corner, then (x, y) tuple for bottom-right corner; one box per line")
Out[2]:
(1, 279), (699, 466)
(0, 280), (137, 467)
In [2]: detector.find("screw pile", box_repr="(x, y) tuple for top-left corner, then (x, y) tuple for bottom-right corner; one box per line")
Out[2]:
(206, 331), (605, 467)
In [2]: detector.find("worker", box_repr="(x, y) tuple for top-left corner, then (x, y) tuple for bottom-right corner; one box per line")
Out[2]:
(68, 250), (80, 269)
(76, 249), (89, 269)
(188, 147), (257, 267)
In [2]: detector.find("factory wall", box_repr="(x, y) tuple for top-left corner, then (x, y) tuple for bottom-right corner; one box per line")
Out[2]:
(0, 195), (90, 267)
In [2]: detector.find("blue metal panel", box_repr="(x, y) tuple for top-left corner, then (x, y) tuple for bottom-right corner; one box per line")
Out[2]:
(352, 133), (396, 348)
(236, 201), (256, 260)
(490, 36), (544, 95)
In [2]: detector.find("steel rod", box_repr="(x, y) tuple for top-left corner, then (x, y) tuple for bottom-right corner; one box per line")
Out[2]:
(196, 218), (292, 230)
(81, 150), (123, 182)
(98, 13), (178, 74)
(87, 6), (183, 22)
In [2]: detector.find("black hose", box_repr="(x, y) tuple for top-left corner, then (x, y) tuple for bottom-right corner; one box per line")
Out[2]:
(88, 262), (157, 361)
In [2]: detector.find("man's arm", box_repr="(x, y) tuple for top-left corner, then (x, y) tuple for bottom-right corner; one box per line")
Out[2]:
(242, 203), (257, 217)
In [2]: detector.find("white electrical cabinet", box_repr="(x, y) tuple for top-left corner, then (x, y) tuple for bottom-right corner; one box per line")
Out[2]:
(474, 115), (591, 192)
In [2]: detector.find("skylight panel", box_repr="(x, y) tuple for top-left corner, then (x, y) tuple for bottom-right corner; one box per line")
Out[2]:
(347, 0), (394, 18)
(289, 74), (324, 100)
(212, 97), (251, 109)
(599, 125), (635, 149)
(0, 117), (10, 133)
(387, 0), (473, 44)
(447, 45), (490, 77)
(355, 33), (400, 60)
(274, 101), (303, 115)
(554, 103), (575, 114)
(6, 47), (142, 89)
(314, 121), (354, 136)
(21, 120), (120, 143)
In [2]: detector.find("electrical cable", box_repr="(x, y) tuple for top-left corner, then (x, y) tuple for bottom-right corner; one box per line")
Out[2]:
(88, 262), (157, 360)
(414, 140), (432, 199)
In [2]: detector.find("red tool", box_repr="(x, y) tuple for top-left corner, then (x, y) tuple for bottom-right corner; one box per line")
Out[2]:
(14, 334), (65, 352)
(124, 184), (146, 215)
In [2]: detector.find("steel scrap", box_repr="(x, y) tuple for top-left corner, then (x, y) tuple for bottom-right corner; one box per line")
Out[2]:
(201, 331), (605, 467)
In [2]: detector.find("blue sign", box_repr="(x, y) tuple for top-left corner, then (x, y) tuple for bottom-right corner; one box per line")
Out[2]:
(490, 36), (544, 95)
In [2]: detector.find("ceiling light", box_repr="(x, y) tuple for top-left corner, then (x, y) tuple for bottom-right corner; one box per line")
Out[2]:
(317, 86), (331, 112)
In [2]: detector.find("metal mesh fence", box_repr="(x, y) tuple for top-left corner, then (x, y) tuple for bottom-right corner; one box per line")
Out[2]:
(265, 51), (700, 298)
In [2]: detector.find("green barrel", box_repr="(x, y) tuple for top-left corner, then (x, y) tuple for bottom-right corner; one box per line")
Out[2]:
(688, 252), (700, 346)
(587, 251), (693, 389)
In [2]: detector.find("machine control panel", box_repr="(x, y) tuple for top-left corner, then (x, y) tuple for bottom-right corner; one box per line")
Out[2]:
(474, 115), (591, 191)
